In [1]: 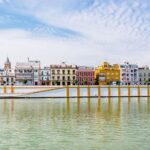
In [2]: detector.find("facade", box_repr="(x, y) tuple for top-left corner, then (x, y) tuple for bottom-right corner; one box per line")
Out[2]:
(76, 66), (94, 85)
(95, 62), (120, 85)
(28, 58), (41, 85)
(0, 58), (15, 86)
(15, 62), (34, 85)
(40, 67), (50, 85)
(138, 66), (150, 85)
(120, 62), (139, 85)
(15, 58), (41, 85)
(50, 62), (77, 86)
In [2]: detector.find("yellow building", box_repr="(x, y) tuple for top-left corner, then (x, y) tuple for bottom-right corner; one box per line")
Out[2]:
(95, 62), (120, 85)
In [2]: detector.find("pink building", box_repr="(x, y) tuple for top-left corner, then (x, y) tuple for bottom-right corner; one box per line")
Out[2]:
(76, 66), (95, 85)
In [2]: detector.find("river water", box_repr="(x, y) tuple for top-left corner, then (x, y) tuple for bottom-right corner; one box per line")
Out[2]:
(0, 98), (150, 150)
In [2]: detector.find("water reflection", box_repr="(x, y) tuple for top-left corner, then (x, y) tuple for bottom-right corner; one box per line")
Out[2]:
(97, 99), (101, 112)
(147, 98), (150, 112)
(127, 97), (131, 113)
(1, 98), (150, 116)
(87, 99), (91, 113)
(76, 98), (80, 113)
(0, 98), (150, 150)
(66, 98), (70, 113)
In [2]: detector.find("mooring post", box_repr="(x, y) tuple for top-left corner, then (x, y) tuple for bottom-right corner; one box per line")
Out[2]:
(10, 86), (14, 94)
(3, 86), (6, 94)
(108, 86), (111, 97)
(77, 85), (80, 98)
(118, 86), (121, 97)
(98, 85), (101, 99)
(87, 85), (90, 98)
(128, 86), (130, 97)
(66, 85), (69, 98)
(137, 86), (140, 97)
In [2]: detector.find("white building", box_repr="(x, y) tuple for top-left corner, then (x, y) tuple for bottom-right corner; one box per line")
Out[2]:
(15, 58), (41, 85)
(0, 57), (15, 86)
(15, 63), (34, 85)
(40, 67), (50, 85)
(120, 62), (139, 85)
(138, 66), (150, 85)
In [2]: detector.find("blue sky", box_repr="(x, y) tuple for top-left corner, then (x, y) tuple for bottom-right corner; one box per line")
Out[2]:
(0, 0), (149, 67)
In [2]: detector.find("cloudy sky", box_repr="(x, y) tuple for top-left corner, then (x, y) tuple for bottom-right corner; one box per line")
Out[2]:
(0, 0), (149, 67)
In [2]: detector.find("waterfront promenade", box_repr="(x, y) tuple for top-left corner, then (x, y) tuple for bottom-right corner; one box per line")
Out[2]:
(0, 85), (150, 98)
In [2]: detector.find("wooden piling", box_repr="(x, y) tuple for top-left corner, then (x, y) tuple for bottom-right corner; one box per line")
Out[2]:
(118, 86), (121, 97)
(108, 86), (111, 97)
(77, 85), (80, 98)
(87, 86), (90, 97)
(128, 86), (130, 97)
(98, 85), (101, 99)
(137, 86), (140, 97)
(66, 86), (69, 98)
(3, 86), (6, 94)
(10, 86), (14, 94)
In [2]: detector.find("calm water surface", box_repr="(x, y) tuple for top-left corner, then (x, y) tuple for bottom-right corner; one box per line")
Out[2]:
(0, 98), (150, 150)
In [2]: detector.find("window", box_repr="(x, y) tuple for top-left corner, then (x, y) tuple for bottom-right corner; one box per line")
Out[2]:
(73, 70), (75, 74)
(63, 70), (65, 74)
(68, 70), (70, 74)
(52, 70), (55, 75)
(57, 70), (60, 74)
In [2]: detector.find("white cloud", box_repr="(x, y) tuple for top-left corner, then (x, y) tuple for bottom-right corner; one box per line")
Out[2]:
(0, 0), (149, 67)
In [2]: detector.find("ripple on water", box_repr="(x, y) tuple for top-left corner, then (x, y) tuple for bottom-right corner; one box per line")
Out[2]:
(0, 98), (149, 150)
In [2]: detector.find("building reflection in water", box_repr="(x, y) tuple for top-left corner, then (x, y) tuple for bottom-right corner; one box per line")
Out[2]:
(117, 97), (121, 113)
(97, 98), (101, 112)
(1, 97), (150, 119)
(87, 98), (91, 113)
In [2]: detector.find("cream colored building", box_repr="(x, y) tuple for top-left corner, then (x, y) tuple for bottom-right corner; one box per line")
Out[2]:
(50, 62), (77, 86)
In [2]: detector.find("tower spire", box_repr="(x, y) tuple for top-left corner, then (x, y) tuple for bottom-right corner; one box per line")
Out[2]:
(4, 57), (11, 70)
